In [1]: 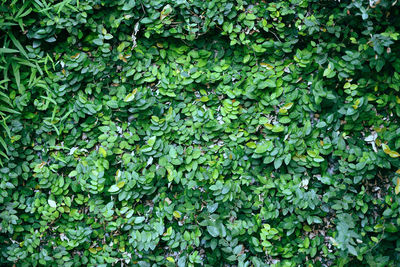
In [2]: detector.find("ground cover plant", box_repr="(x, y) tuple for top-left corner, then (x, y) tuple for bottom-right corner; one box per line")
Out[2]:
(1, 0), (400, 266)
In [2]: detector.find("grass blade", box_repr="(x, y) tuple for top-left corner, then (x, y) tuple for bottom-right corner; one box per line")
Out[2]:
(8, 32), (29, 59)
(0, 136), (9, 155)
(0, 106), (20, 114)
(0, 48), (19, 54)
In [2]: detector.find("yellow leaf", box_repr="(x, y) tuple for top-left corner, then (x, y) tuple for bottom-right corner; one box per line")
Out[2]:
(99, 147), (107, 157)
(382, 144), (400, 158)
(260, 62), (274, 69)
(282, 102), (294, 110)
(124, 89), (137, 102)
(246, 142), (257, 149)
(375, 139), (382, 146)
(382, 143), (391, 153)
(165, 197), (172, 205)
(352, 99), (361, 110)
(38, 161), (46, 168)
(70, 53), (80, 59)
(307, 150), (317, 157)
(396, 169), (400, 175)
(264, 123), (273, 130)
(166, 257), (175, 263)
(118, 53), (127, 63)
(279, 103), (294, 114)
(89, 248), (97, 254)
(173, 211), (181, 219)
(200, 96), (209, 102)
(117, 181), (125, 189)
(371, 236), (379, 243)
(279, 109), (288, 115)
(160, 4), (172, 20)
(396, 178), (400, 195)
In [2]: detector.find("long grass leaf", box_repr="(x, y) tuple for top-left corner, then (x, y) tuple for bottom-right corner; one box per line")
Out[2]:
(0, 149), (9, 160)
(18, 7), (33, 18)
(33, 0), (45, 8)
(0, 106), (20, 114)
(0, 79), (10, 86)
(1, 118), (11, 138)
(14, 58), (36, 68)
(8, 32), (29, 59)
(0, 48), (19, 54)
(51, 123), (60, 136)
(0, 94), (12, 106)
(60, 109), (74, 121)
(0, 136), (9, 155)
(41, 96), (58, 105)
(57, 0), (72, 14)
(0, 22), (17, 27)
(0, 91), (11, 100)
(16, 1), (32, 18)
(35, 61), (43, 75)
(11, 62), (22, 93)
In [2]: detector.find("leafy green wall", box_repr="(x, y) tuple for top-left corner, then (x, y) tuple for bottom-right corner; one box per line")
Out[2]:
(1, 0), (400, 266)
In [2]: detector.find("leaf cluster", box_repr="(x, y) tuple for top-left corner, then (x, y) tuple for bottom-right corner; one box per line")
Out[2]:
(1, 0), (400, 266)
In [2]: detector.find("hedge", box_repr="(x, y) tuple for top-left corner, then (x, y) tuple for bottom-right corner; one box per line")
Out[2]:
(1, 0), (400, 266)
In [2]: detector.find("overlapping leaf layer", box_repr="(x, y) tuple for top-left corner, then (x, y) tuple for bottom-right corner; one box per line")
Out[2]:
(1, 0), (400, 266)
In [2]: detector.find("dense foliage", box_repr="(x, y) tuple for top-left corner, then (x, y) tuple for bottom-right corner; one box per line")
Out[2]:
(1, 0), (400, 266)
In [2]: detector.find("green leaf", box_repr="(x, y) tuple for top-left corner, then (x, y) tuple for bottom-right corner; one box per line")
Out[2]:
(259, 79), (276, 89)
(255, 143), (268, 154)
(304, 237), (310, 249)
(147, 136), (156, 146)
(207, 226), (219, 237)
(124, 89), (137, 102)
(48, 199), (57, 208)
(272, 125), (285, 133)
(134, 217), (145, 223)
(246, 142), (257, 149)
(108, 185), (120, 193)
(69, 170), (78, 177)
(347, 245), (357, 256)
